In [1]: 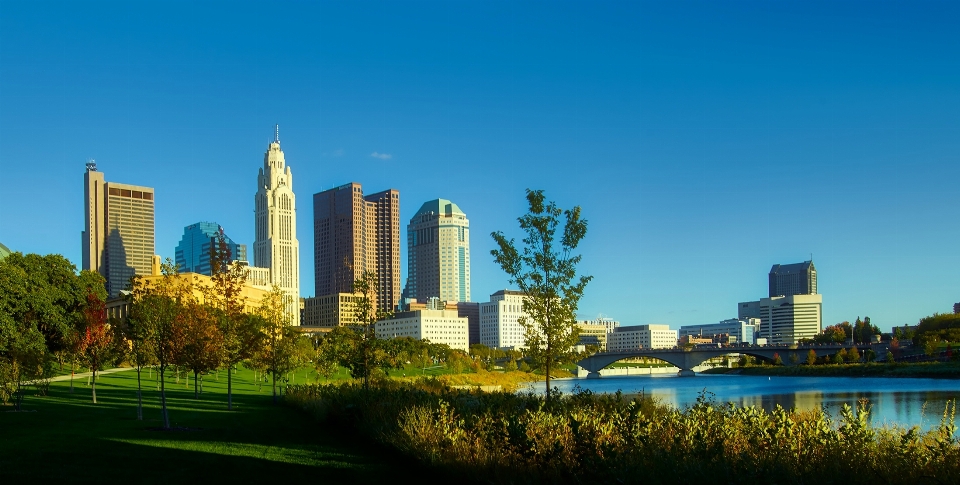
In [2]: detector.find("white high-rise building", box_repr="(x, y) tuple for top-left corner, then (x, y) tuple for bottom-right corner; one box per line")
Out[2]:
(479, 290), (533, 349)
(403, 199), (470, 304)
(253, 127), (300, 325)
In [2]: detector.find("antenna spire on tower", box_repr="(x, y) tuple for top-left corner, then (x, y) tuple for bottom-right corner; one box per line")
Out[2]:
(275, 124), (279, 143)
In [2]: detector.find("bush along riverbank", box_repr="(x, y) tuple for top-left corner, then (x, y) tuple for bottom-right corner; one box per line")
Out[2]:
(286, 379), (959, 485)
(703, 361), (960, 378)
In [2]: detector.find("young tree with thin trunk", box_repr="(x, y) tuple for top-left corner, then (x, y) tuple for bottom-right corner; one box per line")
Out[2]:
(177, 300), (223, 399)
(79, 291), (113, 404)
(129, 261), (187, 428)
(204, 231), (262, 409)
(342, 272), (395, 391)
(255, 286), (302, 403)
(117, 309), (156, 420)
(491, 189), (592, 406)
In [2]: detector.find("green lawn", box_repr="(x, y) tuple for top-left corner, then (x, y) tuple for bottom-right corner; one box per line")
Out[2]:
(1, 367), (441, 484)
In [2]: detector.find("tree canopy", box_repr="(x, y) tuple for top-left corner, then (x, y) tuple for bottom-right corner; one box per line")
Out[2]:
(491, 189), (591, 404)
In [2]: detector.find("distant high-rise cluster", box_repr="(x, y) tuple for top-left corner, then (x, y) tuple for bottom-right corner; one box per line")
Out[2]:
(82, 161), (156, 297)
(175, 222), (246, 276)
(403, 199), (471, 304)
(312, 182), (400, 314)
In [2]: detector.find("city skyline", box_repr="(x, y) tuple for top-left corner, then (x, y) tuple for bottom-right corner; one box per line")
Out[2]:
(1, 2), (958, 330)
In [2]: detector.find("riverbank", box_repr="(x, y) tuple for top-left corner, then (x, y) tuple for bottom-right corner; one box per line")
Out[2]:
(286, 379), (960, 484)
(701, 361), (960, 378)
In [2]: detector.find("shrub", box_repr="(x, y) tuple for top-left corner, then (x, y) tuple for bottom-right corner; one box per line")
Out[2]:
(285, 380), (960, 485)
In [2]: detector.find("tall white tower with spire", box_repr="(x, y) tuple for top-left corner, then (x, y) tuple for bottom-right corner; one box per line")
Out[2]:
(253, 125), (300, 324)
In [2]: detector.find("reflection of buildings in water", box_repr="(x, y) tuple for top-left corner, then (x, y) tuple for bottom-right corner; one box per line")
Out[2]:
(647, 387), (678, 408)
(792, 391), (823, 412)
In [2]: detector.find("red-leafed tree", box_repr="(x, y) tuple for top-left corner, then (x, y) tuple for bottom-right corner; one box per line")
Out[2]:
(80, 290), (113, 404)
(177, 300), (223, 399)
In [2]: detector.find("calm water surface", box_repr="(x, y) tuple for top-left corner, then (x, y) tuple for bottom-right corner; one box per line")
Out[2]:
(527, 374), (960, 432)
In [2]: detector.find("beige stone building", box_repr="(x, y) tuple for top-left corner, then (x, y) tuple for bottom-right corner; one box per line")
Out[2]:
(106, 270), (271, 322)
(575, 323), (609, 350)
(252, 128), (300, 325)
(301, 293), (361, 328)
(313, 182), (400, 315)
(607, 324), (678, 351)
(82, 161), (156, 297)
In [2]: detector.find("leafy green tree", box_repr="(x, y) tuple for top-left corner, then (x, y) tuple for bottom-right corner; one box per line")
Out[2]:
(491, 189), (592, 405)
(129, 261), (186, 428)
(0, 253), (105, 410)
(924, 338), (939, 359)
(833, 349), (846, 364)
(448, 351), (470, 374)
(772, 353), (783, 366)
(806, 349), (817, 365)
(340, 272), (396, 391)
(315, 327), (351, 380)
(411, 346), (433, 376)
(886, 351), (895, 363)
(846, 347), (860, 363)
(254, 286), (307, 402)
(814, 323), (849, 344)
(116, 307), (156, 420)
(204, 232), (261, 409)
(788, 352), (799, 365)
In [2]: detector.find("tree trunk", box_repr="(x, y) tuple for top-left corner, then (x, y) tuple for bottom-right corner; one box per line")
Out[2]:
(70, 360), (75, 394)
(227, 365), (233, 410)
(136, 367), (143, 421)
(545, 342), (552, 406)
(92, 368), (98, 404)
(271, 371), (277, 404)
(193, 370), (199, 399)
(160, 367), (170, 429)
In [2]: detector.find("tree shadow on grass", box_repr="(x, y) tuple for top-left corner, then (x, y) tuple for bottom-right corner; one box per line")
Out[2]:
(1, 369), (445, 484)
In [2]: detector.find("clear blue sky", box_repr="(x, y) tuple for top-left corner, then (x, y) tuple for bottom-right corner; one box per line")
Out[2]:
(1, 1), (958, 331)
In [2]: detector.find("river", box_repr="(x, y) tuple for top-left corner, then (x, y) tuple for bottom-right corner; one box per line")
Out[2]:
(526, 374), (960, 432)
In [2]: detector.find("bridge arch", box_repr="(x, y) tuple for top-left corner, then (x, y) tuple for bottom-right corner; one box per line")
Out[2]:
(577, 346), (834, 377)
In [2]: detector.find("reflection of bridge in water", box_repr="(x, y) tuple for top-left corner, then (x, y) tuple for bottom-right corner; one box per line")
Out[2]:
(577, 344), (849, 377)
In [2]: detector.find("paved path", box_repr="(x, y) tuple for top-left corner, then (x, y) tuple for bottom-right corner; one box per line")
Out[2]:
(49, 367), (136, 382)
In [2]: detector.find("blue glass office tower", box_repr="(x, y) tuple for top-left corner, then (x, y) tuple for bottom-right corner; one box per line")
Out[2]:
(174, 222), (247, 275)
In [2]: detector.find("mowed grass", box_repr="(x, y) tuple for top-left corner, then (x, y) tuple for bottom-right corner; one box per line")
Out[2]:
(1, 367), (441, 484)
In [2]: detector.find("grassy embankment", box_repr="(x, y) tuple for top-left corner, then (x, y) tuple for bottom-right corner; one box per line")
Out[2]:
(702, 361), (960, 378)
(0, 366), (443, 484)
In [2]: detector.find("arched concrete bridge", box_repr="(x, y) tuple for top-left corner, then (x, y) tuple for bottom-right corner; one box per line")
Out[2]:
(577, 344), (848, 377)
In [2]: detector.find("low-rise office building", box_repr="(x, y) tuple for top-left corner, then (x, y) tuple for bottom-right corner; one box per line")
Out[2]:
(375, 309), (469, 352)
(576, 323), (609, 350)
(607, 324), (678, 352)
(678, 318), (759, 345)
(302, 293), (361, 328)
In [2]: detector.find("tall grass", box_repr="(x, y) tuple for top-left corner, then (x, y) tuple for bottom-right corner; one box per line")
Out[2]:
(287, 380), (958, 484)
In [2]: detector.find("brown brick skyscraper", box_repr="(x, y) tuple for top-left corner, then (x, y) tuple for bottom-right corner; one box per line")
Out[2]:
(313, 182), (400, 313)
